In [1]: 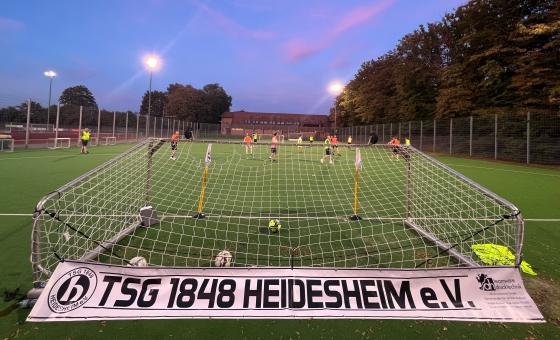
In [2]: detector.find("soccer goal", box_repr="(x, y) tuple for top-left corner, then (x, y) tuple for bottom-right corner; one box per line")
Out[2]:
(47, 137), (71, 149)
(0, 137), (14, 152)
(30, 139), (523, 290)
(104, 136), (117, 145)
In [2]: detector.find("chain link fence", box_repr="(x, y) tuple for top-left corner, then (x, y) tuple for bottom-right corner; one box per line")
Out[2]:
(336, 113), (560, 165)
(0, 100), (197, 149)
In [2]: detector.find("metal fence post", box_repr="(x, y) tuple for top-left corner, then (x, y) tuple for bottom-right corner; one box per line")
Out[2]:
(97, 108), (102, 145)
(145, 115), (148, 137)
(494, 114), (498, 160)
(382, 124), (385, 142)
(78, 106), (83, 146)
(527, 112), (530, 164)
(135, 114), (139, 141)
(54, 103), (60, 148)
(433, 120), (436, 152)
(449, 118), (453, 154)
(469, 116), (473, 157)
(112, 111), (116, 137)
(125, 111), (128, 141)
(390, 123), (393, 138)
(160, 117), (163, 138)
(420, 120), (423, 150)
(25, 99), (31, 149)
(153, 116), (157, 137)
(398, 122), (401, 140)
(408, 121), (411, 139)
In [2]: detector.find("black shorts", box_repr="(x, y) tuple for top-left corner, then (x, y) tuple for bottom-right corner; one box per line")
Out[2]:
(253, 139), (257, 143)
(271, 147), (277, 154)
(325, 149), (331, 155)
(81, 140), (88, 146)
(392, 147), (399, 154)
(171, 142), (177, 150)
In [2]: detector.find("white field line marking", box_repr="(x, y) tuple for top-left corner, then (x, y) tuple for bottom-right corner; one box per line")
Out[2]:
(445, 163), (560, 178)
(1, 213), (559, 222)
(0, 153), (120, 161)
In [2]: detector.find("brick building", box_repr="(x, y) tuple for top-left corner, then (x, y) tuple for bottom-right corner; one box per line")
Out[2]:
(221, 111), (331, 137)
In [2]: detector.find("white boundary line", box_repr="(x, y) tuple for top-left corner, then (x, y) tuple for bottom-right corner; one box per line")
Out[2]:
(0, 153), (121, 161)
(1, 213), (559, 222)
(445, 163), (560, 178)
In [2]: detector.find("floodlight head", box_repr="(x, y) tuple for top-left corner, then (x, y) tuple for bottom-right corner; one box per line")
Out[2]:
(44, 70), (57, 78)
(328, 81), (344, 96)
(144, 55), (160, 71)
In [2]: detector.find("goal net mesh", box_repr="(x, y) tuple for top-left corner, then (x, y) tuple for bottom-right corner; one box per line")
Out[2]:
(31, 139), (522, 287)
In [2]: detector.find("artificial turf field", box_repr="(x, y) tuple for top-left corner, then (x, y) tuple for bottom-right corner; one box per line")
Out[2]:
(1, 142), (559, 339)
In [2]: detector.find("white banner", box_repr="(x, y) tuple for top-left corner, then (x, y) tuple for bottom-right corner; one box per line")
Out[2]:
(28, 261), (544, 322)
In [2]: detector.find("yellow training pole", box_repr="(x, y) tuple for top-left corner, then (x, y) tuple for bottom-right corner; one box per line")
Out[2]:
(353, 166), (359, 216)
(197, 165), (209, 214)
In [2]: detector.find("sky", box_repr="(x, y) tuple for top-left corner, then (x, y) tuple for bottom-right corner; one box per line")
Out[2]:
(0, 0), (466, 114)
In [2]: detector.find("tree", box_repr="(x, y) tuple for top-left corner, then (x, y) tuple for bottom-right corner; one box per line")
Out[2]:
(165, 84), (209, 122)
(140, 90), (167, 116)
(202, 84), (232, 123)
(59, 85), (97, 108)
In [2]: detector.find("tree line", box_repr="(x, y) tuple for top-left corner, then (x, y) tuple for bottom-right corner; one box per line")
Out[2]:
(139, 83), (232, 123)
(332, 0), (559, 126)
(1, 82), (231, 127)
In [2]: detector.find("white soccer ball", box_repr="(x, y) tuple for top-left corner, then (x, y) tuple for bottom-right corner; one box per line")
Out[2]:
(128, 256), (148, 267)
(214, 250), (232, 267)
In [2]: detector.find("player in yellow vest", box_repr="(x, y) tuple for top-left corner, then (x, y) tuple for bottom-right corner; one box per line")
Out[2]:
(321, 136), (333, 164)
(80, 128), (90, 154)
(309, 135), (314, 144)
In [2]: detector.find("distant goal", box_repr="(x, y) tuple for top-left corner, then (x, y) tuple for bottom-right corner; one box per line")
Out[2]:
(47, 137), (71, 149)
(104, 136), (117, 145)
(31, 138), (523, 291)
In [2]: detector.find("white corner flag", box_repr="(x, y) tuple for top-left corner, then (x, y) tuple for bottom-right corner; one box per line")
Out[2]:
(205, 144), (212, 166)
(355, 148), (362, 172)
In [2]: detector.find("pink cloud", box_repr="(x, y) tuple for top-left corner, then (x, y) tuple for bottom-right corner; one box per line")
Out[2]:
(0, 17), (24, 31)
(192, 0), (275, 40)
(284, 0), (395, 63)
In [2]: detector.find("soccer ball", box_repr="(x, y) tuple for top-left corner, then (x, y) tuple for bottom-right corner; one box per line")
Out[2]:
(268, 219), (282, 233)
(214, 250), (233, 267)
(128, 256), (148, 267)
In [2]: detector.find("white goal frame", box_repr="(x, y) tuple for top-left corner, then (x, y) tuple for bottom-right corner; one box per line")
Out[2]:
(104, 136), (117, 145)
(47, 137), (71, 149)
(30, 138), (524, 293)
(0, 138), (14, 152)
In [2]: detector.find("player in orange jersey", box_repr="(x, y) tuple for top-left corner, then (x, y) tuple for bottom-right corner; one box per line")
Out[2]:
(243, 133), (253, 155)
(170, 131), (180, 160)
(388, 136), (401, 159)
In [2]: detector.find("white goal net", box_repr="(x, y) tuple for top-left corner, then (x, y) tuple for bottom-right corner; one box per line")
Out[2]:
(47, 137), (71, 149)
(31, 139), (523, 288)
(104, 136), (117, 145)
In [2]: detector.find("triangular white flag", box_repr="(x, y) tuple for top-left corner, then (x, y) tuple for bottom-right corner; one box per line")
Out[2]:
(205, 143), (212, 166)
(355, 148), (362, 172)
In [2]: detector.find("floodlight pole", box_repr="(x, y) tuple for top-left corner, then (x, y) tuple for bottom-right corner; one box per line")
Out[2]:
(147, 71), (152, 137)
(54, 104), (60, 148)
(78, 106), (83, 146)
(97, 108), (102, 145)
(112, 111), (116, 137)
(125, 111), (129, 141)
(47, 76), (53, 127)
(25, 99), (31, 149)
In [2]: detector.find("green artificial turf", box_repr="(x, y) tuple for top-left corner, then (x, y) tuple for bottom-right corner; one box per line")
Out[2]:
(0, 143), (559, 339)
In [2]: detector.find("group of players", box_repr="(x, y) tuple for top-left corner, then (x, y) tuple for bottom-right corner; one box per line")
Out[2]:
(167, 129), (408, 162)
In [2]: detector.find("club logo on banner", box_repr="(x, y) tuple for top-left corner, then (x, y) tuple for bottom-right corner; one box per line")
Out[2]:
(47, 267), (97, 313)
(28, 261), (544, 322)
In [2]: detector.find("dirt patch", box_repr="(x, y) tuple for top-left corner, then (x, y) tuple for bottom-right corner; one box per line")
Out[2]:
(524, 275), (560, 326)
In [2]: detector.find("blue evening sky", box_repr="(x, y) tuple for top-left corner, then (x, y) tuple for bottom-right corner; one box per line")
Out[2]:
(0, 0), (465, 114)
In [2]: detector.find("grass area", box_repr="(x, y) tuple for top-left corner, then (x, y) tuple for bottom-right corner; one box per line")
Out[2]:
(1, 143), (559, 339)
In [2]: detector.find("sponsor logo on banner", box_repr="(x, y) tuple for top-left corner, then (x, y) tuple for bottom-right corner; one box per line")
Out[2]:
(48, 267), (97, 313)
(28, 262), (544, 322)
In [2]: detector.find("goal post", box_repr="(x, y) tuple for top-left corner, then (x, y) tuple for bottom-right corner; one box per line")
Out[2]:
(0, 138), (14, 152)
(47, 137), (71, 149)
(30, 139), (524, 291)
(104, 136), (117, 145)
